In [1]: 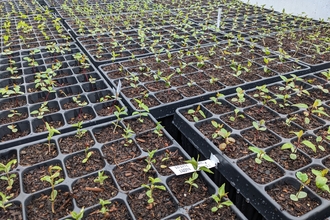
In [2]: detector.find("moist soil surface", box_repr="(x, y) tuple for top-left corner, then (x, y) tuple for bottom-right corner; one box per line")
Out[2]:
(113, 158), (157, 191)
(135, 130), (172, 151)
(153, 149), (187, 176)
(237, 157), (283, 184)
(189, 197), (238, 220)
(85, 200), (132, 219)
(102, 140), (141, 165)
(128, 186), (177, 219)
(267, 182), (319, 217)
(241, 128), (280, 148)
(19, 142), (58, 166)
(65, 149), (105, 178)
(58, 132), (95, 154)
(168, 173), (211, 206)
(72, 172), (118, 208)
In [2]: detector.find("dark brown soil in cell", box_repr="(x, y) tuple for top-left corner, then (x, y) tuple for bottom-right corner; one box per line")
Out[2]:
(19, 142), (58, 166)
(23, 163), (64, 193)
(65, 149), (105, 178)
(86, 200), (132, 219)
(294, 135), (330, 159)
(220, 112), (253, 130)
(123, 117), (155, 134)
(154, 149), (187, 176)
(267, 100), (298, 114)
(288, 111), (324, 130)
(268, 146), (311, 171)
(0, 111), (28, 125)
(189, 197), (238, 220)
(58, 132), (95, 154)
(102, 140), (141, 165)
(131, 95), (160, 109)
(304, 166), (330, 200)
(204, 102), (233, 115)
(0, 202), (22, 220)
(93, 124), (124, 143)
(168, 173), (211, 206)
(267, 119), (302, 139)
(197, 81), (225, 92)
(226, 96), (255, 108)
(244, 105), (279, 121)
(237, 157), (283, 184)
(145, 81), (168, 92)
(128, 186), (177, 219)
(289, 94), (314, 106)
(26, 189), (73, 220)
(35, 120), (63, 133)
(0, 98), (26, 110)
(155, 90), (183, 103)
(242, 128), (280, 148)
(122, 86), (147, 98)
(136, 130), (172, 151)
(1, 129), (30, 142)
(72, 172), (118, 208)
(67, 111), (95, 124)
(215, 135), (250, 159)
(113, 158), (156, 191)
(177, 85), (204, 97)
(267, 182), (319, 217)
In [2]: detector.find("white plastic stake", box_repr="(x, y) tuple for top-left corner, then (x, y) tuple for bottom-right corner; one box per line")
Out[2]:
(216, 8), (222, 29)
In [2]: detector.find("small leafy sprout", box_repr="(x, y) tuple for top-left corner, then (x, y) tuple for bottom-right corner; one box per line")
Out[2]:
(230, 109), (245, 122)
(69, 207), (84, 220)
(122, 124), (134, 146)
(8, 109), (21, 118)
(248, 146), (274, 165)
(132, 99), (149, 123)
(214, 127), (235, 151)
(31, 101), (49, 119)
(252, 120), (267, 131)
(99, 199), (111, 215)
(160, 151), (170, 168)
(209, 93), (224, 105)
(187, 105), (206, 122)
(112, 105), (127, 132)
(46, 122), (60, 153)
(211, 183), (233, 212)
(7, 124), (17, 133)
(211, 121), (224, 139)
(231, 87), (245, 103)
(144, 150), (157, 173)
(153, 121), (163, 137)
(40, 165), (64, 213)
(82, 145), (93, 164)
(72, 95), (87, 107)
(94, 171), (109, 185)
(141, 177), (166, 208)
(312, 168), (330, 193)
(281, 143), (297, 160)
(290, 171), (310, 201)
(185, 156), (214, 193)
(72, 121), (87, 139)
(0, 192), (12, 211)
(0, 159), (17, 191)
(293, 99), (329, 124)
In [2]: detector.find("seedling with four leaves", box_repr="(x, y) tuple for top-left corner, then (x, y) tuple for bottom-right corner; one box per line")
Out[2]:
(143, 150), (157, 173)
(141, 176), (166, 208)
(0, 159), (17, 191)
(312, 168), (330, 193)
(211, 183), (233, 212)
(0, 192), (12, 211)
(187, 105), (206, 122)
(290, 171), (309, 201)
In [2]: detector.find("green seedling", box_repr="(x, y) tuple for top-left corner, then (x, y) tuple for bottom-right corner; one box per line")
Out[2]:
(72, 121), (87, 139)
(99, 199), (111, 215)
(8, 109), (21, 118)
(153, 121), (164, 137)
(69, 207), (84, 220)
(0, 159), (17, 191)
(143, 150), (157, 173)
(187, 105), (206, 122)
(46, 122), (60, 153)
(31, 101), (49, 119)
(229, 109), (245, 122)
(160, 151), (170, 169)
(0, 192), (12, 211)
(290, 171), (309, 201)
(40, 166), (64, 213)
(209, 93), (224, 105)
(248, 146), (274, 167)
(211, 183), (233, 212)
(82, 145), (93, 164)
(112, 105), (127, 132)
(132, 99), (149, 123)
(122, 124), (134, 146)
(231, 87), (245, 103)
(7, 124), (17, 133)
(185, 156), (213, 193)
(141, 177), (166, 207)
(281, 143), (297, 160)
(312, 168), (330, 193)
(94, 171), (109, 185)
(293, 99), (329, 124)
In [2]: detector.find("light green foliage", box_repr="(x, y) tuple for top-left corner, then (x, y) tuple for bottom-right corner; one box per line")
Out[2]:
(312, 169), (330, 193)
(290, 172), (309, 201)
(0, 159), (17, 191)
(141, 177), (166, 205)
(211, 183), (233, 212)
(248, 146), (274, 164)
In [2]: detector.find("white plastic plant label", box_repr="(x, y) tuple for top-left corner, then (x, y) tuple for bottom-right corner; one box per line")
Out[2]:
(169, 154), (219, 175)
(216, 8), (222, 29)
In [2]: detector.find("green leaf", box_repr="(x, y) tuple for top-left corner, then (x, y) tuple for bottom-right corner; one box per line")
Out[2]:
(211, 207), (218, 212)
(315, 176), (327, 189)
(302, 140), (316, 153)
(292, 103), (308, 109)
(296, 172), (309, 183)
(290, 194), (298, 201)
(222, 200), (233, 207)
(297, 191), (307, 199)
(290, 153), (297, 160)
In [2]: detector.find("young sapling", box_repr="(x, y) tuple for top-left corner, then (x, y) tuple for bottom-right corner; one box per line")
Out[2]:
(122, 124), (134, 146)
(248, 146), (274, 169)
(0, 159), (17, 191)
(141, 176), (166, 208)
(40, 165), (64, 213)
(231, 87), (245, 104)
(211, 183), (233, 212)
(69, 207), (84, 220)
(99, 199), (111, 216)
(0, 192), (12, 211)
(229, 109), (245, 122)
(7, 124), (18, 133)
(72, 121), (87, 139)
(187, 105), (206, 122)
(46, 122), (60, 153)
(144, 150), (157, 173)
(132, 99), (149, 123)
(82, 144), (93, 164)
(94, 171), (109, 185)
(153, 121), (164, 137)
(290, 171), (309, 201)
